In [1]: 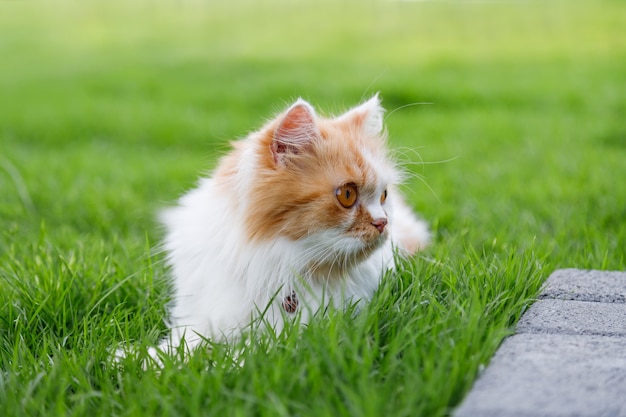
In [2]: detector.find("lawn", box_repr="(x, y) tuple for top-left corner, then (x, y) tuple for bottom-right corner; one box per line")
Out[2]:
(1, 1), (625, 416)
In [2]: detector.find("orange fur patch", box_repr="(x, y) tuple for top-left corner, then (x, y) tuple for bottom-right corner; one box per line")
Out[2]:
(240, 115), (390, 244)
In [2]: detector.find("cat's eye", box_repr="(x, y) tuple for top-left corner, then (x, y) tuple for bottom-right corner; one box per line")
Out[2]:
(336, 183), (358, 208)
(380, 189), (388, 204)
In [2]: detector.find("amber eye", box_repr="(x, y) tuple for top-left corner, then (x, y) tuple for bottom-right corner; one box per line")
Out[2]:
(380, 189), (388, 204)
(336, 183), (358, 208)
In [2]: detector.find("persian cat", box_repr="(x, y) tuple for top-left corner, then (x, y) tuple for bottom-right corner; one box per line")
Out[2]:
(157, 94), (430, 354)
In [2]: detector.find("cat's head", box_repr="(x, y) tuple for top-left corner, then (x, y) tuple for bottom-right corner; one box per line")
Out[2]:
(233, 95), (402, 271)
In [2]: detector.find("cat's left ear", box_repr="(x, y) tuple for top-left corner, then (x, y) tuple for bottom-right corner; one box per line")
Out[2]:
(271, 99), (320, 165)
(338, 93), (385, 137)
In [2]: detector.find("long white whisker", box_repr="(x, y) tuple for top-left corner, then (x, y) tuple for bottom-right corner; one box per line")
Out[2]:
(361, 70), (388, 102)
(402, 156), (461, 166)
(405, 173), (441, 202)
(384, 102), (433, 122)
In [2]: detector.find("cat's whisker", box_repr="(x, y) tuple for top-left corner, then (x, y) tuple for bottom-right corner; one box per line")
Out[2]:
(392, 145), (459, 204)
(360, 71), (387, 103)
(393, 147), (427, 183)
(401, 156), (461, 166)
(299, 243), (337, 273)
(321, 244), (344, 270)
(401, 169), (428, 181)
(403, 172), (441, 203)
(384, 102), (433, 122)
(393, 146), (427, 161)
(393, 146), (459, 178)
(308, 240), (353, 276)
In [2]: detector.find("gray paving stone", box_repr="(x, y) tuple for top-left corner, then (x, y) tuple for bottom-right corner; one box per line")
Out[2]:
(517, 298), (626, 336)
(455, 270), (626, 417)
(454, 333), (626, 417)
(540, 269), (626, 303)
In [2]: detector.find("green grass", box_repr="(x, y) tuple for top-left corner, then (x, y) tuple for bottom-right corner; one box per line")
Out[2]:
(1, 0), (625, 415)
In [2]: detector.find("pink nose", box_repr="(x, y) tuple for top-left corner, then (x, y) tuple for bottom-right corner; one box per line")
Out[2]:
(371, 218), (388, 234)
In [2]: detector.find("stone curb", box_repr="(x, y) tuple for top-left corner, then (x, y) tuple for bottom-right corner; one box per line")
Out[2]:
(454, 269), (626, 417)
(516, 298), (626, 337)
(539, 269), (626, 303)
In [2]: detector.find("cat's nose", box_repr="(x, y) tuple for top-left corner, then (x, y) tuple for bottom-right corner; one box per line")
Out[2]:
(371, 218), (388, 234)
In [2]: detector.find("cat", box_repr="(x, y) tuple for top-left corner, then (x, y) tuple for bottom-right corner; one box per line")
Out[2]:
(155, 94), (430, 355)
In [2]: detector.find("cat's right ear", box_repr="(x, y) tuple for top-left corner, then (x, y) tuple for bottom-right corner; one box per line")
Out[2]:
(271, 99), (319, 165)
(336, 93), (384, 138)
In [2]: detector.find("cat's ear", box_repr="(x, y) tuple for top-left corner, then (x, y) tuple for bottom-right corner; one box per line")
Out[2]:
(338, 93), (385, 137)
(271, 99), (320, 165)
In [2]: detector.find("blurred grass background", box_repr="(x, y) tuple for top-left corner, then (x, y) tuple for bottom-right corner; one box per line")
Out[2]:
(1, 1), (625, 416)
(2, 0), (625, 261)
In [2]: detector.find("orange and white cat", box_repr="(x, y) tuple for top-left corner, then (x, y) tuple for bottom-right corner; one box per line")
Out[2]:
(158, 94), (429, 353)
